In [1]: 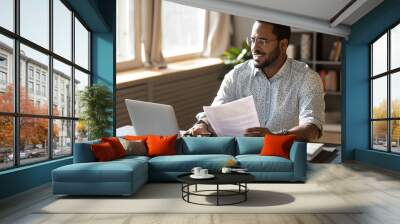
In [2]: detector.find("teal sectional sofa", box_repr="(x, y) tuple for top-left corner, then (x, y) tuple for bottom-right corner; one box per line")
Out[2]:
(52, 137), (306, 196)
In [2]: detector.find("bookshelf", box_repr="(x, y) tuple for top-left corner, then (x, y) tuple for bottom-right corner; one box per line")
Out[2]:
(289, 30), (343, 144)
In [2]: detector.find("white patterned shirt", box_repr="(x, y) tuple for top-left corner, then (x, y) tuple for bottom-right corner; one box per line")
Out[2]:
(197, 58), (325, 133)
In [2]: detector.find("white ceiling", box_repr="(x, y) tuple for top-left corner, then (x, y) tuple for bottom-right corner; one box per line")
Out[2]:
(166, 0), (384, 37)
(227, 0), (352, 23)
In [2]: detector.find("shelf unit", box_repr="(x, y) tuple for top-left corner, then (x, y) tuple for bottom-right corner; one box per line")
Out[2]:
(289, 31), (343, 144)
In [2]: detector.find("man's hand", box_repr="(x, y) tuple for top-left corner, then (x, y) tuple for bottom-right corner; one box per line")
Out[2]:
(244, 127), (273, 137)
(184, 123), (211, 136)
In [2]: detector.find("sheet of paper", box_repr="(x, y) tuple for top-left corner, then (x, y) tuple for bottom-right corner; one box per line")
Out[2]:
(203, 96), (260, 136)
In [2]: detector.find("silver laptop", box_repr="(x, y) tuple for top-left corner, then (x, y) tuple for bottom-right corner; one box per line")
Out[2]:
(125, 99), (179, 136)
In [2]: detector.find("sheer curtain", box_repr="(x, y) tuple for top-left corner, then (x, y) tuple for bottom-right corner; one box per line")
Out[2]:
(142, 0), (167, 68)
(203, 11), (232, 57)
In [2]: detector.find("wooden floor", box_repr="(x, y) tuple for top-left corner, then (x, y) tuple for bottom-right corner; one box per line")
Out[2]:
(1, 162), (400, 224)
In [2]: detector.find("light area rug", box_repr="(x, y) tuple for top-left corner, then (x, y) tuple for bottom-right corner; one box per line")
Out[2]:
(38, 183), (361, 214)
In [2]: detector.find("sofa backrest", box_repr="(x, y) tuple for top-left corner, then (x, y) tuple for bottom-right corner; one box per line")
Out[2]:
(177, 137), (236, 155)
(73, 139), (100, 163)
(235, 137), (263, 155)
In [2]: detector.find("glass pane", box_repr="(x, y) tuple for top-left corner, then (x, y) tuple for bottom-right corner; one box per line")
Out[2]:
(20, 0), (49, 49)
(0, 116), (14, 170)
(74, 69), (89, 118)
(53, 0), (72, 60)
(391, 24), (400, 70)
(75, 120), (88, 143)
(74, 18), (89, 70)
(0, 0), (14, 31)
(391, 120), (400, 153)
(0, 34), (14, 112)
(372, 121), (388, 151)
(162, 1), (206, 57)
(391, 72), (400, 118)
(20, 44), (49, 115)
(53, 119), (72, 157)
(20, 117), (49, 165)
(117, 0), (135, 62)
(53, 59), (72, 117)
(372, 76), (387, 119)
(372, 33), (387, 76)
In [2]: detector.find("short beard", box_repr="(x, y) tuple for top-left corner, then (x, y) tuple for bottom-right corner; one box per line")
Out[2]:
(253, 47), (280, 69)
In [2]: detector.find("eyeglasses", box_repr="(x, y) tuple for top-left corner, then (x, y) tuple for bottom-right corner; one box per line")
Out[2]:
(246, 37), (277, 47)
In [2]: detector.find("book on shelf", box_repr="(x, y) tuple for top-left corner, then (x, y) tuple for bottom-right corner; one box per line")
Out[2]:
(329, 41), (342, 61)
(319, 70), (338, 92)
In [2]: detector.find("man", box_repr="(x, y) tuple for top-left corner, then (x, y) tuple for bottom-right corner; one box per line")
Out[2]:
(186, 21), (324, 141)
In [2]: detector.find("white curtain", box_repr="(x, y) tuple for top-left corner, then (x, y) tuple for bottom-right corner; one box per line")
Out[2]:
(203, 11), (232, 57)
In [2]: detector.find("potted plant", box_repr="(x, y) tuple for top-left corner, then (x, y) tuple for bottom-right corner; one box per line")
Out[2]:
(79, 84), (113, 140)
(221, 40), (253, 67)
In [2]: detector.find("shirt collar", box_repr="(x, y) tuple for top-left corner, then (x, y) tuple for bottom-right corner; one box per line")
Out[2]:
(252, 58), (291, 80)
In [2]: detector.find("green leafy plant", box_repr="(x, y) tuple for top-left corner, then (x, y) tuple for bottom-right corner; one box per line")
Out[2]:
(79, 84), (113, 140)
(221, 40), (252, 67)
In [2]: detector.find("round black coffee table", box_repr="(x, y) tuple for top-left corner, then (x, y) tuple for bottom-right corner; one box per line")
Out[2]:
(177, 173), (255, 206)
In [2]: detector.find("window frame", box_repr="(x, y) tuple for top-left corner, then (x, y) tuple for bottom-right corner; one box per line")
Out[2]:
(370, 19), (400, 154)
(116, 0), (142, 72)
(0, 0), (92, 171)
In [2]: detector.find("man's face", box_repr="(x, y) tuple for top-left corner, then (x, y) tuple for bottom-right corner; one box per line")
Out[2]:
(250, 22), (281, 69)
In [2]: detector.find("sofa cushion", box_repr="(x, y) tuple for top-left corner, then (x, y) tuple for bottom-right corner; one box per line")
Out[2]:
(147, 135), (177, 157)
(260, 134), (296, 159)
(236, 155), (293, 172)
(91, 142), (118, 161)
(101, 137), (127, 158)
(118, 138), (147, 156)
(178, 137), (235, 155)
(52, 159), (147, 183)
(148, 154), (235, 172)
(236, 137), (263, 155)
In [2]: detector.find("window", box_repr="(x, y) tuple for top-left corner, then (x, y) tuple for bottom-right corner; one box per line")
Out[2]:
(74, 18), (89, 70)
(116, 0), (135, 63)
(0, 54), (7, 67)
(36, 83), (41, 95)
(0, 0), (14, 32)
(116, 0), (208, 70)
(20, 0), (49, 49)
(53, 59), (72, 117)
(161, 1), (206, 58)
(371, 23), (400, 154)
(28, 67), (34, 80)
(35, 70), (41, 81)
(0, 35), (13, 112)
(0, 71), (6, 86)
(0, 0), (91, 170)
(42, 85), (46, 97)
(28, 81), (34, 94)
(53, 0), (72, 60)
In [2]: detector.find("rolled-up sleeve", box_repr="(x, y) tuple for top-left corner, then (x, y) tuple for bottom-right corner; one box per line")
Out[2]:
(196, 69), (237, 121)
(298, 71), (325, 131)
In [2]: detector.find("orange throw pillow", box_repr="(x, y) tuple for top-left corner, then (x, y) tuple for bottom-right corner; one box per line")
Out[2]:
(91, 142), (117, 161)
(146, 135), (177, 157)
(124, 135), (148, 141)
(260, 134), (296, 159)
(101, 137), (127, 158)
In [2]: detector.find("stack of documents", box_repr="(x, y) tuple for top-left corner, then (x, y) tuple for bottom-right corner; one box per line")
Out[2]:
(204, 96), (260, 136)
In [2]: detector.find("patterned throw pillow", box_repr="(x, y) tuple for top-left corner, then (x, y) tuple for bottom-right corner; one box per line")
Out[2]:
(118, 138), (147, 156)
